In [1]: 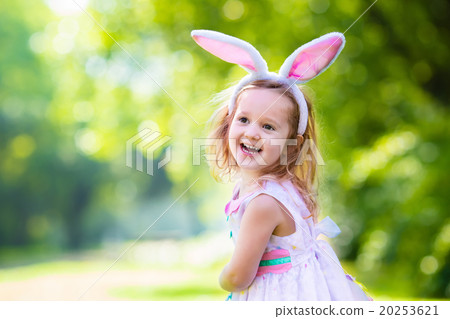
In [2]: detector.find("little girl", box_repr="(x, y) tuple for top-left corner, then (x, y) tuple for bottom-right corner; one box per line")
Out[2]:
(192, 30), (372, 301)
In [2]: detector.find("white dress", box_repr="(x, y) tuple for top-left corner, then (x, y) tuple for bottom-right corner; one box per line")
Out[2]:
(224, 179), (372, 301)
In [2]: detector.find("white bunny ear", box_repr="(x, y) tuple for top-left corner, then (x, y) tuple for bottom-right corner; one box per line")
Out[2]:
(191, 30), (268, 74)
(279, 32), (345, 83)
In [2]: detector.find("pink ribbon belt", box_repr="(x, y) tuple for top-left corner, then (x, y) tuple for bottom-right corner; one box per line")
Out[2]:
(256, 249), (292, 276)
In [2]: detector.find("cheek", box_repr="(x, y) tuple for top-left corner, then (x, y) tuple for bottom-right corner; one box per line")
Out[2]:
(228, 123), (235, 136)
(228, 122), (240, 140)
(227, 125), (237, 153)
(268, 143), (282, 157)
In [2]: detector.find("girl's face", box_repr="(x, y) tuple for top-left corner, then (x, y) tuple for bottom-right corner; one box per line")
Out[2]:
(228, 88), (293, 178)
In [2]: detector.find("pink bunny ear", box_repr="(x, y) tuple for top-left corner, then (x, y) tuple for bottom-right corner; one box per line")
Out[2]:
(191, 30), (268, 74)
(279, 32), (345, 83)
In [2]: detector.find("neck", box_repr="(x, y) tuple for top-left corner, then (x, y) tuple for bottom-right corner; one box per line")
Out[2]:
(239, 171), (263, 196)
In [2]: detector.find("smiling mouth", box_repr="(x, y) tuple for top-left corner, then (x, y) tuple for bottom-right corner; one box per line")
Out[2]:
(240, 143), (261, 155)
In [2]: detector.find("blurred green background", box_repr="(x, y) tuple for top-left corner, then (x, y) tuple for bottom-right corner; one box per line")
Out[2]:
(0, 0), (449, 300)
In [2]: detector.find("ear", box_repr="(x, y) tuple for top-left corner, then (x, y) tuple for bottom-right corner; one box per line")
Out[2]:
(279, 32), (345, 83)
(191, 30), (268, 74)
(296, 134), (304, 145)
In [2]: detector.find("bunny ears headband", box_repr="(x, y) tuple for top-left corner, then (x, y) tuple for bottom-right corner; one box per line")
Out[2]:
(191, 30), (345, 135)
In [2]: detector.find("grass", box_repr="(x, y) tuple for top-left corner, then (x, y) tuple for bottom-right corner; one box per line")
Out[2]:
(110, 278), (226, 301)
(0, 235), (444, 301)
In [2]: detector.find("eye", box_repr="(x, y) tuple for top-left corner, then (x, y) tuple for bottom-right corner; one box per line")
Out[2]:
(263, 124), (275, 131)
(238, 117), (249, 124)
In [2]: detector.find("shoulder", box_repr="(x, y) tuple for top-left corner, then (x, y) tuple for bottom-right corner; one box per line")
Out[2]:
(244, 193), (285, 224)
(248, 193), (282, 211)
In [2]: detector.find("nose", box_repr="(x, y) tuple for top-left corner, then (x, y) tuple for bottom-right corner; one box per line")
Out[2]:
(244, 124), (261, 140)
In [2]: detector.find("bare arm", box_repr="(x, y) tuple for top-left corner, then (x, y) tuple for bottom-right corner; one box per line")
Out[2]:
(219, 194), (285, 292)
